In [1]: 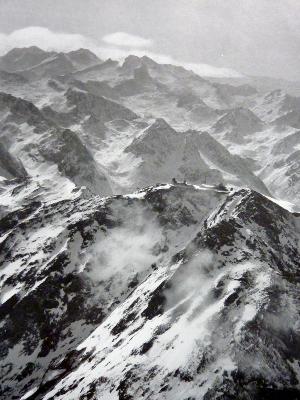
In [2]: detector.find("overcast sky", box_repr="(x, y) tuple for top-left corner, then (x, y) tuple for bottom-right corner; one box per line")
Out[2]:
(0, 0), (299, 79)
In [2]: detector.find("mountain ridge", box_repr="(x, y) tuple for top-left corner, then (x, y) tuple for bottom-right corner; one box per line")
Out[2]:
(1, 46), (300, 400)
(1, 183), (299, 399)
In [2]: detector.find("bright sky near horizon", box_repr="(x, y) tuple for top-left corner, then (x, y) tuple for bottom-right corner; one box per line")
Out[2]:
(0, 0), (299, 80)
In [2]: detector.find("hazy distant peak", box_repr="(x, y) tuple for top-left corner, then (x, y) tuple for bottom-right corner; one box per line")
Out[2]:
(0, 46), (54, 72)
(219, 107), (262, 123)
(67, 48), (101, 68)
(141, 55), (159, 67)
(101, 58), (118, 67)
(67, 48), (98, 57)
(3, 45), (48, 57)
(0, 46), (104, 77)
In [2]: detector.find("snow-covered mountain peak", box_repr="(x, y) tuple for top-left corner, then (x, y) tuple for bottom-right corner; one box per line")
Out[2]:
(146, 117), (176, 134)
(66, 48), (101, 69)
(1, 45), (300, 399)
(212, 107), (264, 135)
(0, 46), (53, 72)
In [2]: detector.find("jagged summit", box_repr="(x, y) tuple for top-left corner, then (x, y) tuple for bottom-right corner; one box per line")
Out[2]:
(121, 55), (160, 75)
(213, 107), (264, 133)
(0, 47), (103, 79)
(121, 54), (142, 70)
(66, 48), (101, 69)
(126, 118), (180, 157)
(146, 117), (175, 132)
(212, 107), (264, 143)
(0, 46), (52, 72)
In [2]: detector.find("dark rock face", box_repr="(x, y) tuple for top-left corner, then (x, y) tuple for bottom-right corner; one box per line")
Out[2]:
(0, 143), (27, 179)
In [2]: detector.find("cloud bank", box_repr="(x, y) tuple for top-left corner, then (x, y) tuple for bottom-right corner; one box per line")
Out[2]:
(102, 32), (153, 48)
(0, 27), (241, 78)
(87, 208), (163, 282)
(0, 27), (94, 54)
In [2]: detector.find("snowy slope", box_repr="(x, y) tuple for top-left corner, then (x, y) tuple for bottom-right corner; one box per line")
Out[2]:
(1, 185), (299, 399)
(0, 183), (230, 399)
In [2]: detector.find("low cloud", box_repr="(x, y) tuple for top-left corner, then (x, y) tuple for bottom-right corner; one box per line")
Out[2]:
(95, 46), (242, 78)
(182, 61), (242, 79)
(102, 32), (153, 48)
(0, 26), (242, 78)
(86, 207), (163, 283)
(0, 26), (95, 55)
(165, 249), (215, 311)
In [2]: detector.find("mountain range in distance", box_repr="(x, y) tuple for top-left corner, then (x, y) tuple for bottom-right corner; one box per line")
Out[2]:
(0, 46), (300, 400)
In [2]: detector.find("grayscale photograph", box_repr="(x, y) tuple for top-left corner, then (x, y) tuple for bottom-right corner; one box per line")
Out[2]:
(0, 1), (300, 399)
